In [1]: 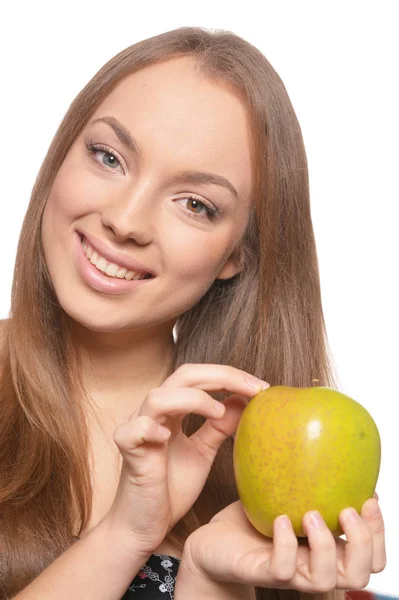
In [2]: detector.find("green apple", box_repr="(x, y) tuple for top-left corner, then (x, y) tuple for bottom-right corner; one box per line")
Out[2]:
(233, 384), (381, 537)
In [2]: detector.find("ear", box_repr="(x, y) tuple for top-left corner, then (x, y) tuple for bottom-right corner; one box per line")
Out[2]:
(215, 248), (243, 281)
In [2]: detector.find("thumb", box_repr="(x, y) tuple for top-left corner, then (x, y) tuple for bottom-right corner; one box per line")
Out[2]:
(188, 393), (248, 457)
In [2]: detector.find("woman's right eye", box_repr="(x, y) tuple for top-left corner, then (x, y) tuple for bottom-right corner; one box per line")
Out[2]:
(85, 140), (125, 174)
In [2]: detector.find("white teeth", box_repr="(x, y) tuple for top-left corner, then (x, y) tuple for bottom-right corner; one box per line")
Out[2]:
(104, 262), (119, 277)
(115, 267), (128, 278)
(81, 237), (148, 280)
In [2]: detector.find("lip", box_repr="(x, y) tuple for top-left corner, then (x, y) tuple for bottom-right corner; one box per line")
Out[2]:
(76, 229), (156, 276)
(74, 231), (155, 295)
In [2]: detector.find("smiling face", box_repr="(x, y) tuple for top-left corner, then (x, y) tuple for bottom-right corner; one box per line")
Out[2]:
(41, 56), (253, 335)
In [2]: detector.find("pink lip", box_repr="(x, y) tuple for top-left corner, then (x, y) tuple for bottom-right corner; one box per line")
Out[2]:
(76, 229), (156, 276)
(74, 231), (155, 295)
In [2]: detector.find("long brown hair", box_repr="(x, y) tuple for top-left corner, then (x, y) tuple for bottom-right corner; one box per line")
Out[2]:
(0, 27), (345, 600)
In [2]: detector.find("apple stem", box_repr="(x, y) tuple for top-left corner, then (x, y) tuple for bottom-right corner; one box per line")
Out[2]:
(312, 379), (320, 386)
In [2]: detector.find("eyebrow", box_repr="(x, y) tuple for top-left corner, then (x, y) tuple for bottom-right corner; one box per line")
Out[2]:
(90, 116), (239, 201)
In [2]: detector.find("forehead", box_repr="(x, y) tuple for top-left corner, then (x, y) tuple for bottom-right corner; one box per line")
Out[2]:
(88, 56), (253, 205)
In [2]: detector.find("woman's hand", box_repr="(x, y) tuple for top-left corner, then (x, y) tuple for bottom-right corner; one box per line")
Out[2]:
(102, 363), (268, 557)
(176, 492), (386, 595)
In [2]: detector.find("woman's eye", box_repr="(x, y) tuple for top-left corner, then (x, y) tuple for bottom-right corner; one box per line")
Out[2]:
(176, 196), (220, 221)
(85, 141), (124, 173)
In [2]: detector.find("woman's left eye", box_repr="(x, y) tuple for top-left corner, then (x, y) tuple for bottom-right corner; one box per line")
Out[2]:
(176, 196), (220, 221)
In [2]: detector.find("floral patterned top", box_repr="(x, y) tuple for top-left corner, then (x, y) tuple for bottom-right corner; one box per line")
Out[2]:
(121, 553), (181, 599)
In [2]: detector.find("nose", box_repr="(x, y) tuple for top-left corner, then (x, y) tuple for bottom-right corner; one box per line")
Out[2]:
(101, 184), (156, 243)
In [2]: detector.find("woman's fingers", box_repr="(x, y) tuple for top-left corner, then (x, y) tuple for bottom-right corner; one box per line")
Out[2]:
(135, 362), (269, 439)
(138, 386), (226, 429)
(273, 499), (386, 592)
(361, 497), (387, 573)
(161, 362), (269, 396)
(114, 414), (171, 454)
(113, 415), (171, 480)
(189, 394), (247, 461)
(300, 512), (337, 591)
(268, 516), (298, 584)
(186, 498), (386, 593)
(336, 507), (373, 589)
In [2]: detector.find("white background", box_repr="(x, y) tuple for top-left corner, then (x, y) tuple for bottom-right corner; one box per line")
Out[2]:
(0, 1), (398, 595)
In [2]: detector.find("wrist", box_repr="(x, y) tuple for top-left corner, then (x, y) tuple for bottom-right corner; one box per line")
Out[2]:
(96, 514), (154, 564)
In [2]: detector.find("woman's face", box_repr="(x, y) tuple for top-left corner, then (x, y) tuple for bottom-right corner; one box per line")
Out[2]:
(41, 56), (253, 333)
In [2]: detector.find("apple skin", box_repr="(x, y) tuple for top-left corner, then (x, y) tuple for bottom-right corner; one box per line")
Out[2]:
(233, 385), (381, 538)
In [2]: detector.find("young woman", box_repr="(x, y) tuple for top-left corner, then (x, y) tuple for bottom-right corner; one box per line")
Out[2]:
(0, 26), (386, 600)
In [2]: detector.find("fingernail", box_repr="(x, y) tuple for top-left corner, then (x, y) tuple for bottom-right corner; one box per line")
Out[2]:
(307, 511), (326, 530)
(246, 377), (270, 392)
(214, 402), (226, 416)
(260, 380), (270, 389)
(276, 515), (291, 529)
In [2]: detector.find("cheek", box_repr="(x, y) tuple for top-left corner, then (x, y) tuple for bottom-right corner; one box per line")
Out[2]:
(40, 161), (91, 258)
(47, 153), (109, 219)
(41, 186), (73, 260)
(166, 233), (231, 281)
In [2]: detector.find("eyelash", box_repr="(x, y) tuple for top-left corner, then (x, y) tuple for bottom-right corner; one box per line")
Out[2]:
(84, 138), (221, 222)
